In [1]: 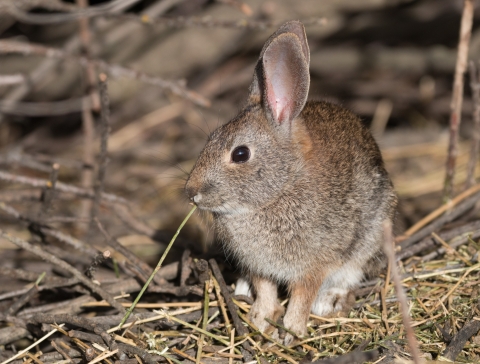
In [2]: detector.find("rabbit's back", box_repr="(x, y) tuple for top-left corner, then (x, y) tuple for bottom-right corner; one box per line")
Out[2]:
(302, 100), (396, 273)
(302, 100), (395, 220)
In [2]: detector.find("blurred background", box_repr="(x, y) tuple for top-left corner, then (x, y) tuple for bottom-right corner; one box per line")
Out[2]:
(1, 0), (480, 262)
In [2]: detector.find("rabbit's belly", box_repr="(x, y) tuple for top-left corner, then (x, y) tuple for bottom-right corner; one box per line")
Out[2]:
(219, 218), (326, 283)
(234, 241), (310, 282)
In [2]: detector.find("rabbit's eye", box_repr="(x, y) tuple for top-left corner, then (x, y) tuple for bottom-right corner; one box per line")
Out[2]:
(231, 146), (250, 163)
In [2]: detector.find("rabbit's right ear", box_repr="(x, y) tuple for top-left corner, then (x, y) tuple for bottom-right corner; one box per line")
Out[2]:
(249, 22), (310, 130)
(262, 33), (310, 128)
(249, 22), (309, 106)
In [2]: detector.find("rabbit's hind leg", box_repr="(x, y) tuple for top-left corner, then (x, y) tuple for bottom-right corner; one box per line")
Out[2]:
(310, 264), (362, 317)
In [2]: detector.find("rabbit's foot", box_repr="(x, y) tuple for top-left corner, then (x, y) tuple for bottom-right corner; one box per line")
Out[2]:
(282, 314), (307, 346)
(248, 300), (284, 333)
(283, 333), (297, 346)
(311, 288), (355, 317)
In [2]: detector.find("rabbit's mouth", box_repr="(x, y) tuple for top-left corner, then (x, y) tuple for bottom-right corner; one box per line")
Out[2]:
(209, 204), (251, 215)
(194, 197), (251, 215)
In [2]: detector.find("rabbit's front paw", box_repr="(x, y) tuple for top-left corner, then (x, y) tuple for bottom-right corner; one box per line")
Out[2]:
(248, 301), (284, 333)
(282, 324), (306, 346)
(282, 312), (308, 346)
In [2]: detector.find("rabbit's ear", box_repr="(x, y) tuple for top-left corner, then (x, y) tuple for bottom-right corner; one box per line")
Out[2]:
(248, 21), (309, 107)
(261, 33), (310, 126)
(261, 21), (309, 64)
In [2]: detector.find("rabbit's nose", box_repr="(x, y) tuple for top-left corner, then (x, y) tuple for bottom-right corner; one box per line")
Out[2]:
(191, 194), (202, 204)
(185, 185), (201, 204)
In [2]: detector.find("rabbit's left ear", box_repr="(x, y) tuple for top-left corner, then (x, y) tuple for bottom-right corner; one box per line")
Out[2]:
(261, 32), (310, 126)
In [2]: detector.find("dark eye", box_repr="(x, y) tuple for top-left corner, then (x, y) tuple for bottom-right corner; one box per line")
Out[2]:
(231, 146), (250, 163)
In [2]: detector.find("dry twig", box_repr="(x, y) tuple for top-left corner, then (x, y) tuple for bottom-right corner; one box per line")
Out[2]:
(443, 0), (474, 201)
(466, 61), (480, 189)
(0, 230), (125, 313)
(384, 221), (421, 364)
(0, 40), (210, 107)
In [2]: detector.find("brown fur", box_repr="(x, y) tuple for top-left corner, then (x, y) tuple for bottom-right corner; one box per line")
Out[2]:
(185, 21), (397, 345)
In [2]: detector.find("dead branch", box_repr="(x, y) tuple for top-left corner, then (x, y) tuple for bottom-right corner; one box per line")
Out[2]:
(441, 316), (480, 361)
(0, 0), (77, 12)
(0, 74), (26, 86)
(6, 0), (141, 24)
(310, 349), (379, 364)
(209, 259), (253, 362)
(85, 250), (111, 279)
(50, 340), (75, 364)
(113, 14), (328, 29)
(0, 230), (125, 313)
(90, 74), (111, 224)
(0, 0), (181, 125)
(31, 313), (123, 359)
(398, 220), (480, 261)
(38, 163), (59, 221)
(94, 218), (169, 286)
(0, 97), (89, 116)
(398, 190), (480, 251)
(6, 283), (41, 316)
(0, 40), (210, 107)
(466, 61), (480, 189)
(443, 0), (474, 201)
(0, 170), (128, 204)
(8, 1), (326, 30)
(77, 0), (96, 234)
(0, 201), (100, 258)
(384, 221), (421, 364)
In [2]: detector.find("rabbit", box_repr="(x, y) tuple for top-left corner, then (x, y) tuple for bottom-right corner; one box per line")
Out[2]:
(185, 21), (397, 345)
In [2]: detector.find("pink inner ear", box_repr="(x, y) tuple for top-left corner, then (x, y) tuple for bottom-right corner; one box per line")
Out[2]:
(266, 57), (294, 124)
(263, 34), (309, 126)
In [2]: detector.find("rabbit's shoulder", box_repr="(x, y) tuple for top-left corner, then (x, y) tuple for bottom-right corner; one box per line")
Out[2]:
(301, 100), (384, 167)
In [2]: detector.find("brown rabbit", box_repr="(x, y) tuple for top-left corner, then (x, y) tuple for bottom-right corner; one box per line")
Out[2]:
(185, 21), (397, 344)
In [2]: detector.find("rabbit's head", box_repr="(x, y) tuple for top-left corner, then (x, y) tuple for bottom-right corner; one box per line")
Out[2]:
(185, 21), (311, 215)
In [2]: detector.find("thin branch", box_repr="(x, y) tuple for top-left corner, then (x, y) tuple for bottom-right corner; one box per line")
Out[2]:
(90, 74), (110, 223)
(443, 0), (474, 201)
(77, 0), (97, 233)
(0, 201), (99, 258)
(383, 221), (422, 364)
(8, 1), (326, 30)
(0, 40), (210, 107)
(398, 189), (480, 251)
(209, 259), (253, 362)
(441, 316), (480, 361)
(0, 230), (125, 313)
(0, 0), (78, 12)
(37, 163), (59, 221)
(0, 74), (26, 86)
(0, 170), (128, 204)
(7, 0), (141, 24)
(115, 15), (328, 29)
(0, 97), (89, 116)
(466, 61), (480, 189)
(397, 220), (480, 261)
(94, 218), (168, 287)
(0, 0), (182, 125)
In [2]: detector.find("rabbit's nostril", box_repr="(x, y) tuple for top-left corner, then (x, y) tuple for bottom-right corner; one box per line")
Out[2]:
(185, 185), (197, 199)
